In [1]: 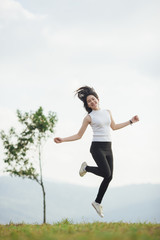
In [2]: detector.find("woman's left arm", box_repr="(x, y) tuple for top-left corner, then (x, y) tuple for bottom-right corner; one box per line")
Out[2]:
(108, 110), (139, 131)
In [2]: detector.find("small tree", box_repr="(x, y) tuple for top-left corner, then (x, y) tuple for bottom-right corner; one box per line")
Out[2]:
(0, 107), (57, 223)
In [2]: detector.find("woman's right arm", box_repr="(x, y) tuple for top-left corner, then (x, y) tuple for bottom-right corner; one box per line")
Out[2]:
(54, 115), (91, 143)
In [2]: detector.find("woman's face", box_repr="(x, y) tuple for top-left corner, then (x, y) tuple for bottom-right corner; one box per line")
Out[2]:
(86, 95), (99, 110)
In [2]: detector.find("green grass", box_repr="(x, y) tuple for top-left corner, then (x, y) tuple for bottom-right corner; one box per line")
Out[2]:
(0, 219), (160, 240)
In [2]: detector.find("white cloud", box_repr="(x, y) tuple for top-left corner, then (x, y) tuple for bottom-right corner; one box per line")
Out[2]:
(0, 0), (46, 21)
(0, 0), (160, 187)
(43, 27), (158, 53)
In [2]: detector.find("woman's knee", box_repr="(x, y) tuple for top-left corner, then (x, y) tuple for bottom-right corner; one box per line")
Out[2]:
(108, 174), (113, 182)
(102, 168), (111, 178)
(104, 172), (113, 182)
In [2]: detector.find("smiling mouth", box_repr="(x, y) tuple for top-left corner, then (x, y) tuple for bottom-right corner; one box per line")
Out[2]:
(91, 103), (97, 107)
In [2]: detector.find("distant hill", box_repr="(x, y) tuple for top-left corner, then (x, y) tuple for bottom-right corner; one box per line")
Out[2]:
(0, 176), (160, 224)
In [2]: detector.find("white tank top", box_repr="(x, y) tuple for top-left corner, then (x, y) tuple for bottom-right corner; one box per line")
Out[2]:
(89, 109), (111, 142)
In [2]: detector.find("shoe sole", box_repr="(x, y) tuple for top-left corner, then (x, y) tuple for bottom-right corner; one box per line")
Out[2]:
(79, 172), (86, 177)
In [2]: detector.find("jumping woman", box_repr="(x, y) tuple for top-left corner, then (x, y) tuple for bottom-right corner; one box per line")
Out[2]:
(54, 86), (139, 218)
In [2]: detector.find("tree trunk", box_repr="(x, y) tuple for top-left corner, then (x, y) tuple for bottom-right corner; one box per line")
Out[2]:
(38, 140), (46, 224)
(41, 182), (46, 224)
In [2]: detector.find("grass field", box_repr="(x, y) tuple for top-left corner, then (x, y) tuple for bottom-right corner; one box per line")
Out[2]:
(0, 219), (160, 240)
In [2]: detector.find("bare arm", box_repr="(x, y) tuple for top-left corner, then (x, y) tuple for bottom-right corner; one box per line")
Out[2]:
(108, 110), (139, 131)
(54, 115), (91, 143)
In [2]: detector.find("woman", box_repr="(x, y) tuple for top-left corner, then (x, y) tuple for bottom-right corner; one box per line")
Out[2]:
(54, 86), (139, 218)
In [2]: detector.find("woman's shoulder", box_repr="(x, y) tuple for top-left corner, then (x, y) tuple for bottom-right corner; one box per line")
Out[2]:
(103, 109), (111, 113)
(103, 109), (112, 118)
(84, 114), (91, 124)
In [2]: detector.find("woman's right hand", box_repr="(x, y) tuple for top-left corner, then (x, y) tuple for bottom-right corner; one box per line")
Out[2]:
(54, 137), (63, 143)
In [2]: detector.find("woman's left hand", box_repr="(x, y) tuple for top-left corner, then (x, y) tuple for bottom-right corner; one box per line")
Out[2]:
(131, 115), (139, 123)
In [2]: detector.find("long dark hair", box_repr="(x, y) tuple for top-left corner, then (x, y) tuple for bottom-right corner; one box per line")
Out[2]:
(75, 86), (99, 113)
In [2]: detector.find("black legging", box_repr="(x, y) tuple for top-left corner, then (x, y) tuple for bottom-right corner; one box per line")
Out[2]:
(86, 141), (113, 204)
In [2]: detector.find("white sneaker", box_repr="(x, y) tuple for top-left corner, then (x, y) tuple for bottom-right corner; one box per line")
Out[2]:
(92, 201), (104, 218)
(79, 162), (87, 177)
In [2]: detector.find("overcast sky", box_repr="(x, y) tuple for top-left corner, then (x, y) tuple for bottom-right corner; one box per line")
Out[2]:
(0, 0), (160, 188)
